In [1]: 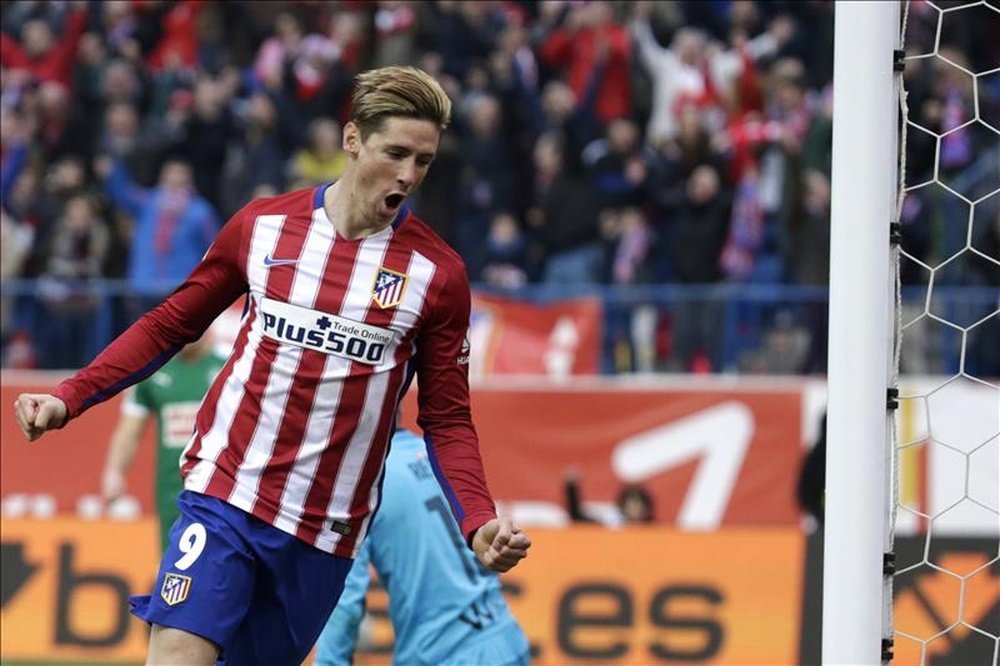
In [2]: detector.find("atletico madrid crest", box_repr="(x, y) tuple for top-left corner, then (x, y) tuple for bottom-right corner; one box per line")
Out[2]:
(161, 573), (192, 606)
(371, 267), (408, 309)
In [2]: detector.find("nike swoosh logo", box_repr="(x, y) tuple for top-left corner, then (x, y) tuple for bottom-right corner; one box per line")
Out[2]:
(263, 255), (298, 267)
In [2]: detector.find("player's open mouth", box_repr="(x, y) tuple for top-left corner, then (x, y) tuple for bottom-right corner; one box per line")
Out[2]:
(384, 193), (405, 211)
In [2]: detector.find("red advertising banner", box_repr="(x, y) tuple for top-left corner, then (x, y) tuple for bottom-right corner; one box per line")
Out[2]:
(4, 376), (803, 525)
(469, 293), (602, 376)
(402, 380), (804, 527)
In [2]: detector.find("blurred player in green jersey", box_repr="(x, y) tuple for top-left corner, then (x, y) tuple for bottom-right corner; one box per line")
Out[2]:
(100, 334), (225, 550)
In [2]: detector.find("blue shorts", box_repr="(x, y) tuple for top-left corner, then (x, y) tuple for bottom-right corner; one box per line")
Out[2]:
(130, 490), (353, 665)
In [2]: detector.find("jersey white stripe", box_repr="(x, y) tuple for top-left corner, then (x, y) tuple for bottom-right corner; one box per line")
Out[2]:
(271, 366), (344, 535)
(229, 212), (335, 513)
(314, 367), (390, 551)
(248, 215), (288, 292)
(316, 250), (437, 551)
(186, 215), (285, 492)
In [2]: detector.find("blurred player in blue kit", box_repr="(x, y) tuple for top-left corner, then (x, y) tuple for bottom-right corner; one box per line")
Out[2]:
(315, 427), (531, 666)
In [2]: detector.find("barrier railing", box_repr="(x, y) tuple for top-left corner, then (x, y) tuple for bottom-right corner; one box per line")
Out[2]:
(1, 279), (995, 375)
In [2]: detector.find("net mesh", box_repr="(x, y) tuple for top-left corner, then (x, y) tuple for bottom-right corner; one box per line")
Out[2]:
(894, 1), (1000, 664)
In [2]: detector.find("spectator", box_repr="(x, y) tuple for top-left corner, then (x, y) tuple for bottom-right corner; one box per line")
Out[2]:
(219, 91), (295, 214)
(564, 468), (656, 526)
(142, 0), (207, 73)
(738, 309), (812, 375)
(99, 0), (140, 60)
(98, 155), (218, 316)
(13, 156), (92, 281)
(371, 1), (420, 68)
(529, 133), (603, 284)
(610, 206), (656, 284)
(655, 103), (728, 194)
(252, 11), (305, 90)
(0, 208), (33, 353)
(173, 76), (238, 210)
(761, 58), (815, 269)
(422, 1), (501, 81)
(2, 166), (42, 232)
(0, 5), (89, 88)
(70, 31), (112, 137)
(34, 194), (110, 368)
(666, 165), (732, 284)
(630, 3), (711, 146)
(478, 210), (532, 289)
(602, 206), (657, 372)
(99, 102), (164, 185)
(101, 58), (146, 110)
(288, 117), (347, 190)
(617, 484), (655, 524)
(538, 1), (631, 124)
(454, 93), (518, 268)
(33, 80), (92, 162)
(0, 108), (31, 206)
(326, 9), (367, 78)
(583, 116), (657, 210)
(538, 78), (602, 158)
(662, 164), (733, 371)
(256, 12), (353, 128)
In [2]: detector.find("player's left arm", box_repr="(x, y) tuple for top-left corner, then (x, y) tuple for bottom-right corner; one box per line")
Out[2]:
(414, 266), (495, 536)
(414, 265), (530, 572)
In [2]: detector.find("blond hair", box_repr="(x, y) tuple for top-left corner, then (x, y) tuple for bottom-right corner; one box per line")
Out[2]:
(350, 66), (451, 140)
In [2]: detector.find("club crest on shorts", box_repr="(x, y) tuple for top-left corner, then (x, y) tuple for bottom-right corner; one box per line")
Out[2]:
(371, 267), (408, 309)
(161, 573), (192, 606)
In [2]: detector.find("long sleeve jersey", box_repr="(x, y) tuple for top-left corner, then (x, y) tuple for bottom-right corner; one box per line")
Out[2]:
(53, 184), (497, 557)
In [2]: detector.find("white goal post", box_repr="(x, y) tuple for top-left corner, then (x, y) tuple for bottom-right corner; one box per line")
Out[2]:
(824, 1), (901, 664)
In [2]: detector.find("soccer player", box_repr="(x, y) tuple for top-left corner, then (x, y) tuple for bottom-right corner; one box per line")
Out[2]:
(101, 335), (226, 551)
(13, 65), (531, 665)
(315, 427), (531, 666)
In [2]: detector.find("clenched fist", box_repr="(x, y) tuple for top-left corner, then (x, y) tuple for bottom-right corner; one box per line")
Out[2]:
(13, 394), (68, 441)
(472, 517), (531, 573)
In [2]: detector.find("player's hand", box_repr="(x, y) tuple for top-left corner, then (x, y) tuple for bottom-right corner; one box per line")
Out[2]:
(102, 467), (127, 504)
(473, 517), (531, 573)
(13, 393), (67, 442)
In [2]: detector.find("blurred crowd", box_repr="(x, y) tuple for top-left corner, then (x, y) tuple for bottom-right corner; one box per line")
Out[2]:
(1, 0), (997, 372)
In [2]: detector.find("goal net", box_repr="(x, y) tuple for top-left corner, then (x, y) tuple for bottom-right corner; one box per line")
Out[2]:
(825, 2), (998, 664)
(893, 1), (999, 663)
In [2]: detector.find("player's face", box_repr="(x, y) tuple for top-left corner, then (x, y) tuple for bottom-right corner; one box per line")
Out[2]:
(344, 117), (440, 226)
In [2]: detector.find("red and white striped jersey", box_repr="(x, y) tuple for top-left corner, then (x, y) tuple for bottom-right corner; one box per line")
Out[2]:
(54, 185), (497, 557)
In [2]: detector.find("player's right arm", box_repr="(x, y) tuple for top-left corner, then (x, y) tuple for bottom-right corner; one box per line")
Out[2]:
(13, 206), (252, 442)
(101, 388), (152, 503)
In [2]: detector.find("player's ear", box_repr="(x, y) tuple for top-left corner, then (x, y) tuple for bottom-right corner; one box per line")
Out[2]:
(343, 122), (361, 157)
